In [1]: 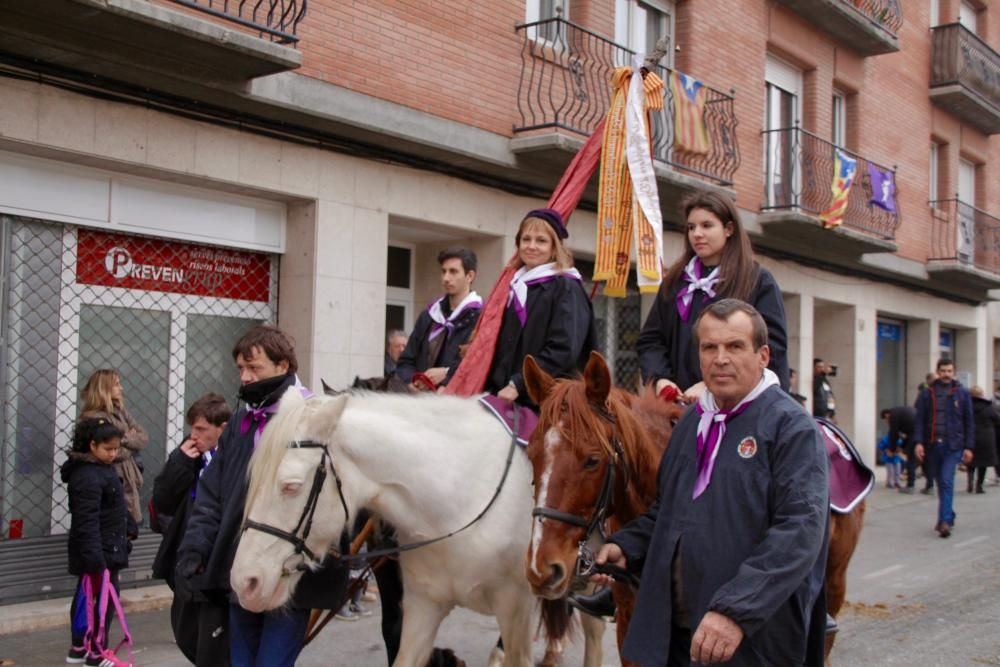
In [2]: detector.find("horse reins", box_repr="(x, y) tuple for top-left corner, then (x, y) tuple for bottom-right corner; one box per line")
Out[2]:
(241, 407), (522, 574)
(530, 403), (640, 589)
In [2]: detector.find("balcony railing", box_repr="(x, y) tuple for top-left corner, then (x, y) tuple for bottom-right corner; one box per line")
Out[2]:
(839, 0), (903, 36)
(930, 23), (1000, 133)
(165, 0), (306, 44)
(761, 127), (900, 239)
(929, 199), (1000, 275)
(514, 18), (740, 186)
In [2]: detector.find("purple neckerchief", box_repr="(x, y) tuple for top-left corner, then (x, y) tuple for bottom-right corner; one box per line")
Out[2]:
(240, 379), (313, 447)
(692, 369), (779, 499)
(428, 291), (483, 341)
(507, 263), (583, 327)
(676, 256), (720, 322)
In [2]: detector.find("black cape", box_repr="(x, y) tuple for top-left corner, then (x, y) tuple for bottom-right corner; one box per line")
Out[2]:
(611, 386), (829, 666)
(637, 265), (790, 392)
(485, 274), (597, 405)
(394, 297), (480, 387)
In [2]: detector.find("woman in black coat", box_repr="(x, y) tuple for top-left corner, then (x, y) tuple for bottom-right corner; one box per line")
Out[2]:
(968, 387), (999, 493)
(485, 208), (597, 408)
(637, 190), (789, 401)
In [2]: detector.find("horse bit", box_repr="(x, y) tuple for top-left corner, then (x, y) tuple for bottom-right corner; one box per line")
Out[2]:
(530, 404), (639, 589)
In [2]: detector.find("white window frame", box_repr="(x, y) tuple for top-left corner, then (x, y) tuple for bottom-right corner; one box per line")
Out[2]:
(929, 142), (940, 203)
(764, 56), (803, 209)
(959, 1), (978, 31)
(525, 0), (568, 43)
(832, 91), (846, 148)
(615, 0), (676, 67)
(930, 0), (940, 27)
(959, 158), (976, 205)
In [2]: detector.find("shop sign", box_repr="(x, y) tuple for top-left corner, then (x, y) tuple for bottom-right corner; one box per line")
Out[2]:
(76, 229), (271, 302)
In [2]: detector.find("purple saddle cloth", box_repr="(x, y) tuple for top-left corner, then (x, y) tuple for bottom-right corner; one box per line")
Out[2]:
(816, 417), (874, 513)
(479, 395), (538, 447)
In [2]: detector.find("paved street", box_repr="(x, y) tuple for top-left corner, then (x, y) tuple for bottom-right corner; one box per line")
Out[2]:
(2, 480), (999, 666)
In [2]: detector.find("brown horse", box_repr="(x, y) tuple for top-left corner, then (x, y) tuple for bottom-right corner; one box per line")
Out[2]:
(522, 351), (864, 666)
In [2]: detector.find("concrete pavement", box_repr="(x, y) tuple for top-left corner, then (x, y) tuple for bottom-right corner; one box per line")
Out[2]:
(2, 479), (999, 666)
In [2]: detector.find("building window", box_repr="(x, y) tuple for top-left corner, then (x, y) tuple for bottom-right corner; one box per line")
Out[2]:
(930, 0), (940, 27)
(959, 1), (978, 32)
(959, 158), (976, 206)
(929, 142), (940, 203)
(616, 0), (675, 66)
(832, 91), (846, 148)
(764, 56), (802, 209)
(526, 0), (567, 42)
(386, 244), (414, 335)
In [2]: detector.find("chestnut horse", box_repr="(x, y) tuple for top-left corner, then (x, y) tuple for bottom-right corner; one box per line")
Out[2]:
(522, 352), (864, 666)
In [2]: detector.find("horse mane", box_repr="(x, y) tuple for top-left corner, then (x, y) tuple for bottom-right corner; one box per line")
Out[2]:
(535, 379), (674, 510)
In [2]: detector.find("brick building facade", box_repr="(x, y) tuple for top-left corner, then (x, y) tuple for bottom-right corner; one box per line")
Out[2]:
(0, 0), (997, 599)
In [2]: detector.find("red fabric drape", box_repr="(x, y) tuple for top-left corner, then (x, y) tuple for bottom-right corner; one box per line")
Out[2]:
(444, 120), (607, 396)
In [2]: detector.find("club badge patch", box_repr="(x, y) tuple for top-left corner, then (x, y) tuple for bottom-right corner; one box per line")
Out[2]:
(737, 436), (758, 459)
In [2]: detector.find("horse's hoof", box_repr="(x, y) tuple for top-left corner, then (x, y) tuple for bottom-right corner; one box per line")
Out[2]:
(486, 646), (504, 667)
(540, 648), (563, 667)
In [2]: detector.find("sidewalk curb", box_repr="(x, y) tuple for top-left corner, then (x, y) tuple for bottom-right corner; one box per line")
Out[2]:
(0, 584), (173, 636)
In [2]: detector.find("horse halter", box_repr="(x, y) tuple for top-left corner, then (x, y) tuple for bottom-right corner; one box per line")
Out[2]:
(241, 439), (350, 578)
(531, 403), (631, 586)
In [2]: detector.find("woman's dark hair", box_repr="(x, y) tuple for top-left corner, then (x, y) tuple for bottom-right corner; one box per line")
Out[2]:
(663, 189), (757, 302)
(72, 417), (124, 453)
(232, 324), (298, 374)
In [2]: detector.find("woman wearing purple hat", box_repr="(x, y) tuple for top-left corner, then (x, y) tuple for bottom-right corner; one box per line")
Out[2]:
(485, 208), (597, 407)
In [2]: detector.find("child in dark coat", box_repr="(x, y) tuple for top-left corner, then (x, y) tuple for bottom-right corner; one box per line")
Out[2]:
(60, 417), (130, 666)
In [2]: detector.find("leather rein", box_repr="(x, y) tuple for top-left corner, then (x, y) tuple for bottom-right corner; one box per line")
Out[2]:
(530, 403), (640, 588)
(241, 409), (521, 576)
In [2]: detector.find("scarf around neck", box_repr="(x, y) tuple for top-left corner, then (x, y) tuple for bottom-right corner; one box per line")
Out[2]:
(428, 291), (483, 341)
(507, 262), (582, 327)
(239, 375), (312, 447)
(676, 256), (720, 322)
(692, 368), (779, 499)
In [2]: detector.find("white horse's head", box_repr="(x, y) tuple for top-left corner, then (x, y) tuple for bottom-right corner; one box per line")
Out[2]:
(231, 390), (350, 612)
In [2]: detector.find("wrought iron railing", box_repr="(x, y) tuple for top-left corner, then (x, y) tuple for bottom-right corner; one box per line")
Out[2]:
(931, 23), (1000, 111)
(513, 18), (740, 186)
(165, 0), (306, 44)
(928, 198), (1000, 275)
(761, 126), (900, 239)
(841, 0), (903, 36)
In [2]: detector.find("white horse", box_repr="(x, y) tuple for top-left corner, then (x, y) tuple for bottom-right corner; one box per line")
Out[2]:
(230, 389), (605, 667)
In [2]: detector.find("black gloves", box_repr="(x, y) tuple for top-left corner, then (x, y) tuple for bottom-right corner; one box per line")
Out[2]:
(176, 552), (204, 580)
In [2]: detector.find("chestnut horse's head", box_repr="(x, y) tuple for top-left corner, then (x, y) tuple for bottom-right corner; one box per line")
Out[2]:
(522, 351), (680, 598)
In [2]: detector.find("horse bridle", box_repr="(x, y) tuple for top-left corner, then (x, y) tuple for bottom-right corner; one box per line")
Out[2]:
(240, 410), (521, 576)
(241, 439), (350, 577)
(530, 404), (638, 588)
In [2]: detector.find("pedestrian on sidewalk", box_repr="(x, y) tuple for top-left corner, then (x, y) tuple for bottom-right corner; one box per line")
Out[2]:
(967, 386), (998, 495)
(151, 393), (231, 666)
(61, 416), (131, 666)
(80, 369), (148, 539)
(914, 359), (974, 538)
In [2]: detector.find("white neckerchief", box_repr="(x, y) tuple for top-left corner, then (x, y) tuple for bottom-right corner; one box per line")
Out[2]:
(676, 256), (721, 321)
(428, 291), (482, 341)
(692, 368), (779, 498)
(507, 262), (582, 311)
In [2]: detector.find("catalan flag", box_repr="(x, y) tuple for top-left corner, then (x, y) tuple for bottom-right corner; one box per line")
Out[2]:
(819, 149), (858, 229)
(669, 70), (710, 155)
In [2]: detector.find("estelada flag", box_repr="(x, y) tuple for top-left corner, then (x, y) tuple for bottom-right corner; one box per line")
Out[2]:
(819, 149), (858, 228)
(669, 70), (710, 155)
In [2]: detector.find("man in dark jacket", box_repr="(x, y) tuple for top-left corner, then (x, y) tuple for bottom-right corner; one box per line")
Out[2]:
(594, 300), (829, 666)
(152, 393), (230, 666)
(915, 358), (974, 538)
(881, 405), (917, 493)
(394, 247), (481, 390)
(176, 325), (348, 667)
(813, 358), (836, 419)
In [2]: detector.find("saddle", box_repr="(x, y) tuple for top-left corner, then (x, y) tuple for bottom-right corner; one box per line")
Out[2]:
(816, 417), (874, 514)
(478, 395), (538, 447)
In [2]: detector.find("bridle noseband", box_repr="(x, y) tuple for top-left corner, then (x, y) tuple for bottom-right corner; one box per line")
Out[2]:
(241, 439), (350, 577)
(531, 403), (635, 587)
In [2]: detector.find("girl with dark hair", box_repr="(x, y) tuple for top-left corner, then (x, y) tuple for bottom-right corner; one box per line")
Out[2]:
(61, 417), (131, 666)
(637, 190), (790, 401)
(485, 208), (597, 406)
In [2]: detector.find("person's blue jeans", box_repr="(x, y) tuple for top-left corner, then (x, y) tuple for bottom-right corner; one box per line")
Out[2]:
(229, 603), (308, 667)
(929, 443), (964, 527)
